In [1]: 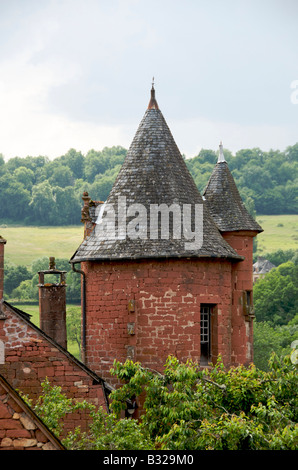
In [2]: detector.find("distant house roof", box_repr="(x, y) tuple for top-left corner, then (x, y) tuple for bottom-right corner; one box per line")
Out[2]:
(253, 257), (276, 274)
(203, 143), (263, 233)
(71, 88), (242, 263)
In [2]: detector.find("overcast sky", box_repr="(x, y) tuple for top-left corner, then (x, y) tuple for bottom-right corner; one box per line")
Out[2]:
(0, 0), (298, 160)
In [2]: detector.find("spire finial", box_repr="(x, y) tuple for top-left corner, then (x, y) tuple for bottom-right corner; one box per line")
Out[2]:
(148, 77), (159, 109)
(218, 141), (226, 163)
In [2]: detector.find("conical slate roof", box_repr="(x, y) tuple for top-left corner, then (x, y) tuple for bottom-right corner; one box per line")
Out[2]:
(71, 89), (241, 263)
(203, 143), (263, 233)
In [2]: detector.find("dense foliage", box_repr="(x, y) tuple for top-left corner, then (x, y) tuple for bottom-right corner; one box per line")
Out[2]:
(3, 256), (81, 303)
(26, 354), (298, 450)
(253, 317), (298, 371)
(252, 255), (298, 370)
(0, 147), (126, 226)
(0, 143), (297, 226)
(254, 260), (298, 326)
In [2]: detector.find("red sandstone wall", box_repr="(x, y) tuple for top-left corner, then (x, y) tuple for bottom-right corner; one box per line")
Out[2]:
(222, 232), (256, 366)
(0, 239), (6, 300)
(82, 258), (234, 383)
(0, 380), (62, 450)
(0, 303), (107, 435)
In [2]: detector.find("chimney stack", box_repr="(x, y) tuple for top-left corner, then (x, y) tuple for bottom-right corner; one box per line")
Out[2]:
(0, 236), (7, 300)
(38, 257), (67, 349)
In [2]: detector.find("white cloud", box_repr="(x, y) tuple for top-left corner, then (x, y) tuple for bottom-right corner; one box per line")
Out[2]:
(0, 0), (297, 160)
(171, 117), (298, 158)
(0, 47), (82, 158)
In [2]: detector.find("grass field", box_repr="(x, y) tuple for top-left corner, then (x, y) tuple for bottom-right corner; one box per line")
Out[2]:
(255, 215), (298, 254)
(0, 215), (297, 267)
(0, 225), (84, 267)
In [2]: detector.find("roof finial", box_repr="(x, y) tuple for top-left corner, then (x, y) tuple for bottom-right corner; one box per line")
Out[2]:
(218, 141), (226, 163)
(148, 77), (159, 109)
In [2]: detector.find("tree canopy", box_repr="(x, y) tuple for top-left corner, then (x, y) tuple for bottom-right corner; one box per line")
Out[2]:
(24, 353), (298, 450)
(0, 143), (297, 226)
(253, 260), (298, 326)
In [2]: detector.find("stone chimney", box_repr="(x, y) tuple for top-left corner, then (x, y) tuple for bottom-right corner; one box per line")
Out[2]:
(0, 236), (7, 300)
(81, 191), (104, 239)
(38, 257), (67, 349)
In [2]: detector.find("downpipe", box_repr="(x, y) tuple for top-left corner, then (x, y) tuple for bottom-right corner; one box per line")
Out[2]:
(71, 262), (86, 364)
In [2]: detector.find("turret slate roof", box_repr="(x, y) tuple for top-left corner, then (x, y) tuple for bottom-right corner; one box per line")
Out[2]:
(71, 88), (242, 263)
(203, 143), (263, 233)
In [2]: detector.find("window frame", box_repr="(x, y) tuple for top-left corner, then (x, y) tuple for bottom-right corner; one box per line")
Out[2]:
(200, 304), (212, 366)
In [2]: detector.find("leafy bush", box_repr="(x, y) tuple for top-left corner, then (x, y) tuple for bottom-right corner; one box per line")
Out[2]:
(254, 261), (298, 326)
(29, 354), (298, 450)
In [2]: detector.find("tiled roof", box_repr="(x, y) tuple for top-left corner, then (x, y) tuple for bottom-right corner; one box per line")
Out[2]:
(253, 257), (276, 274)
(0, 374), (65, 450)
(71, 89), (242, 263)
(1, 300), (106, 386)
(203, 144), (263, 233)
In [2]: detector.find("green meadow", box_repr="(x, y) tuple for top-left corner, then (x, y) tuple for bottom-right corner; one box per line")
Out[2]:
(0, 225), (84, 267)
(255, 215), (298, 254)
(0, 215), (297, 267)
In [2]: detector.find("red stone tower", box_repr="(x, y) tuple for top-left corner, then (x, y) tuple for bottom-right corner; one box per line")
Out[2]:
(71, 88), (262, 383)
(203, 142), (263, 364)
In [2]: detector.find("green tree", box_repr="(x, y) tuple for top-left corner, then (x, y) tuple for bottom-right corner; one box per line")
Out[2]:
(283, 179), (298, 214)
(12, 279), (37, 300)
(65, 269), (81, 303)
(52, 186), (81, 225)
(84, 147), (126, 183)
(263, 249), (297, 266)
(254, 261), (298, 326)
(7, 257), (80, 302)
(0, 154), (6, 177)
(58, 148), (85, 180)
(109, 355), (298, 450)
(30, 257), (80, 302)
(253, 320), (298, 371)
(3, 262), (31, 297)
(49, 166), (74, 188)
(66, 307), (81, 356)
(0, 173), (31, 221)
(89, 166), (121, 201)
(21, 378), (94, 438)
(13, 166), (35, 191)
(285, 143), (298, 162)
(30, 354), (298, 450)
(29, 181), (56, 225)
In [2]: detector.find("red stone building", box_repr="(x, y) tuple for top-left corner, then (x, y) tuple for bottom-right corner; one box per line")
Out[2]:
(71, 87), (263, 384)
(0, 86), (264, 446)
(0, 274), (111, 440)
(0, 241), (112, 447)
(0, 374), (65, 450)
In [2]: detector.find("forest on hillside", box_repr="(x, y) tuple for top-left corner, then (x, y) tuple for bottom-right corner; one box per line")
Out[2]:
(0, 143), (297, 226)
